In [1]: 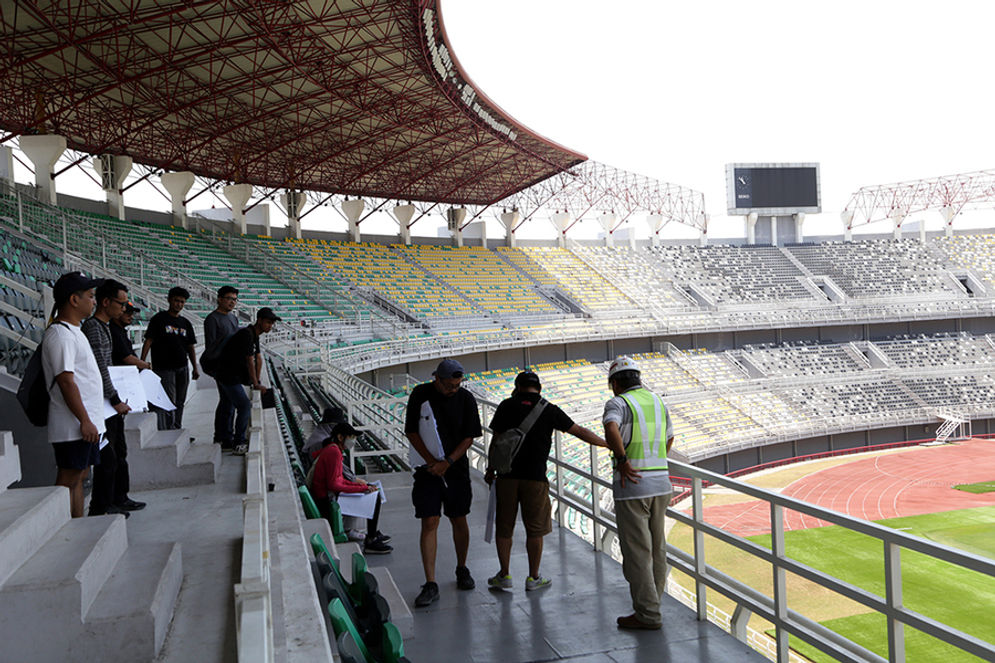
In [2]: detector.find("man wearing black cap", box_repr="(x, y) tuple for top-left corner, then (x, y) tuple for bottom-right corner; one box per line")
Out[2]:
(484, 371), (606, 592)
(141, 286), (199, 430)
(110, 301), (150, 370)
(404, 358), (482, 607)
(216, 307), (279, 455)
(42, 272), (104, 518)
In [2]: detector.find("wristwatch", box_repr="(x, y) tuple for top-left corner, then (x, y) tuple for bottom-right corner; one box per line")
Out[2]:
(444, 455), (454, 465)
(615, 454), (628, 464)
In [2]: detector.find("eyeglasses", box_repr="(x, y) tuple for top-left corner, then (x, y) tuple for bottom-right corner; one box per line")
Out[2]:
(112, 298), (129, 306)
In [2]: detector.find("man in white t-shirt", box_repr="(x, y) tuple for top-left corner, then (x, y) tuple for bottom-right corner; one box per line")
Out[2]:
(42, 272), (106, 518)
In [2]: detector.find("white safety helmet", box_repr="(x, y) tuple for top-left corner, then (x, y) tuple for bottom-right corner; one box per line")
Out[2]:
(608, 356), (640, 380)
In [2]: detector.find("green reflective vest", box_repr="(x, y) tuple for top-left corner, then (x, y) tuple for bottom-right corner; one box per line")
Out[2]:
(618, 387), (669, 471)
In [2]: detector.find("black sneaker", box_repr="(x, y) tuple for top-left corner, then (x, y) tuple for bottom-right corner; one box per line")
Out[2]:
(364, 538), (393, 555)
(370, 530), (392, 543)
(115, 498), (146, 511)
(456, 565), (475, 590)
(414, 582), (439, 607)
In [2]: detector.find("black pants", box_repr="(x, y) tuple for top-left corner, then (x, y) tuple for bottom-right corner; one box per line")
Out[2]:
(89, 414), (129, 513)
(318, 495), (381, 539)
(156, 366), (189, 430)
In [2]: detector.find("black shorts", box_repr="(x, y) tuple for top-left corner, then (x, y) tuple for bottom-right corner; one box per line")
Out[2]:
(52, 439), (101, 470)
(412, 467), (472, 519)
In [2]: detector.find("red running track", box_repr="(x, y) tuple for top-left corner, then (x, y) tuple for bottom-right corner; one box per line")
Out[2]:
(695, 439), (995, 537)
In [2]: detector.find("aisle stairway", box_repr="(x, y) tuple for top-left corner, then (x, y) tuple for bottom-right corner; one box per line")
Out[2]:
(0, 430), (182, 663)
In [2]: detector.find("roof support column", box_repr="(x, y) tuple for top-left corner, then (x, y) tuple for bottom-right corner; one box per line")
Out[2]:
(793, 213), (805, 244)
(282, 190), (306, 239)
(393, 204), (414, 245)
(770, 216), (778, 246)
(890, 210), (906, 240)
(447, 207), (466, 247)
(599, 213), (616, 247)
(223, 183), (252, 235)
(0, 146), (13, 184)
(19, 134), (66, 205)
(940, 206), (956, 238)
(342, 198), (364, 243)
(841, 210), (854, 241)
(93, 154), (132, 220)
(161, 171), (194, 229)
(745, 212), (758, 245)
(551, 212), (571, 248)
(646, 214), (664, 247)
(500, 210), (520, 247)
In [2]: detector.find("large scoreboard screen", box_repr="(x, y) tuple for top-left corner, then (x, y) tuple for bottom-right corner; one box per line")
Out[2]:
(726, 163), (821, 215)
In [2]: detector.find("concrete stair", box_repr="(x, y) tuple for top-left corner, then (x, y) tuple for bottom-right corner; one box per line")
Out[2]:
(0, 431), (21, 492)
(0, 429), (184, 663)
(125, 412), (221, 489)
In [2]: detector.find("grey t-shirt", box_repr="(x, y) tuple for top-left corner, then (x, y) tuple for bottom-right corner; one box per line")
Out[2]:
(204, 310), (239, 355)
(603, 387), (673, 501)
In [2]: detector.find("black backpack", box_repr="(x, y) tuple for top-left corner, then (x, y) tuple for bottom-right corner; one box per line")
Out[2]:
(16, 321), (68, 427)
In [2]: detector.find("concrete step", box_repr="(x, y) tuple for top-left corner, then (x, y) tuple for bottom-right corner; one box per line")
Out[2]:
(80, 542), (183, 663)
(0, 486), (70, 586)
(127, 427), (221, 490)
(124, 412), (158, 448)
(0, 514), (127, 623)
(0, 430), (21, 492)
(370, 567), (413, 639)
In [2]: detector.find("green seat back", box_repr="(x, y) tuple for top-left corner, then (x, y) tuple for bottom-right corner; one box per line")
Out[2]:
(328, 598), (370, 662)
(328, 498), (347, 543)
(350, 552), (368, 605)
(382, 621), (405, 663)
(298, 485), (321, 519)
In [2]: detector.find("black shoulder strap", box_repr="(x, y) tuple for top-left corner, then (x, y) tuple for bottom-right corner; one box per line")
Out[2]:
(517, 398), (548, 437)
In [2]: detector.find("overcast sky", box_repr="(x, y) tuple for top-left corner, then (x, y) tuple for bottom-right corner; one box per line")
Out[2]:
(13, 1), (995, 240)
(443, 0), (995, 238)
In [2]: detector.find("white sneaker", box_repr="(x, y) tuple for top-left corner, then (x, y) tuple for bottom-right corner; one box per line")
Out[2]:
(525, 575), (551, 591)
(346, 529), (366, 543)
(487, 572), (512, 589)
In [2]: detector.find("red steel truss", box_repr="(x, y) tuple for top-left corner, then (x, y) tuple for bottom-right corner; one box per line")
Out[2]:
(843, 169), (995, 230)
(0, 0), (585, 205)
(501, 161), (707, 231)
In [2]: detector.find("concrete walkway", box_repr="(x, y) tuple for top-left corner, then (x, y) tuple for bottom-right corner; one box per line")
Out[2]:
(365, 471), (765, 663)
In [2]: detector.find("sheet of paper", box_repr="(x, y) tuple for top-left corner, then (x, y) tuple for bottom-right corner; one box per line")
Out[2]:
(140, 369), (175, 411)
(107, 365), (148, 412)
(102, 398), (117, 421)
(337, 491), (380, 519)
(98, 432), (109, 450)
(370, 480), (386, 505)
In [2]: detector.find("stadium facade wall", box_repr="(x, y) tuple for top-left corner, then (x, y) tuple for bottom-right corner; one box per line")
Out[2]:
(364, 319), (995, 386)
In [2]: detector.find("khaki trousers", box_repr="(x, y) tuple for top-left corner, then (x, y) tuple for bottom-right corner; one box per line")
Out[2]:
(615, 493), (671, 624)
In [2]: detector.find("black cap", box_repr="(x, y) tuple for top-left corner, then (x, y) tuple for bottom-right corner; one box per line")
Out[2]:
(515, 371), (541, 389)
(257, 307), (282, 322)
(52, 271), (101, 305)
(123, 301), (141, 314)
(433, 358), (465, 379)
(331, 422), (360, 438)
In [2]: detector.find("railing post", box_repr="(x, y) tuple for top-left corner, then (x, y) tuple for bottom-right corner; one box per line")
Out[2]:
(692, 476), (707, 621)
(589, 440), (602, 551)
(771, 503), (789, 663)
(16, 191), (23, 232)
(554, 430), (565, 526)
(885, 541), (906, 663)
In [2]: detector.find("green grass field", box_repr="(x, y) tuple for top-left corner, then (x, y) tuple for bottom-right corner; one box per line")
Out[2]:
(669, 504), (995, 663)
(953, 480), (995, 494)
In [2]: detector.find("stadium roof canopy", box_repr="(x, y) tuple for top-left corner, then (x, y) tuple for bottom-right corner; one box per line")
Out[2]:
(0, 0), (586, 206)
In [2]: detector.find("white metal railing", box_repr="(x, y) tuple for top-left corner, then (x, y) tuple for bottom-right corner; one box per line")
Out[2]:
(234, 391), (274, 663)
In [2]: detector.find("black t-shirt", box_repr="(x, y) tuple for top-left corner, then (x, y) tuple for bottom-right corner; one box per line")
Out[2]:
(110, 321), (136, 366)
(144, 311), (196, 369)
(489, 391), (575, 481)
(217, 326), (260, 385)
(404, 382), (482, 476)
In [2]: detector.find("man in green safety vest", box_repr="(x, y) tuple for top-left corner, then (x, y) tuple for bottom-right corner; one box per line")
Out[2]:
(602, 356), (674, 630)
